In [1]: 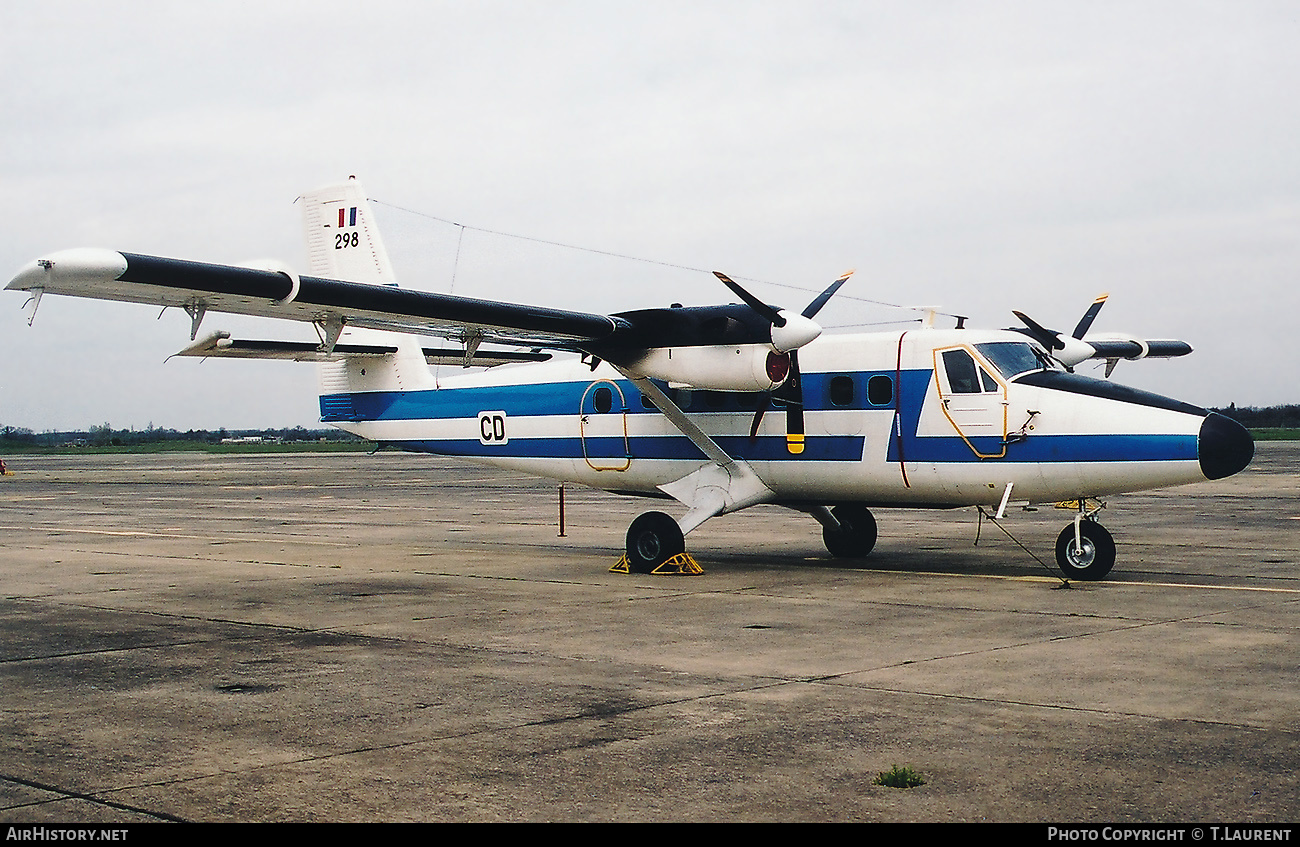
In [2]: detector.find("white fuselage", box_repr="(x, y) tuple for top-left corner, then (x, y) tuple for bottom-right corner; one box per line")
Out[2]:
(320, 328), (1216, 509)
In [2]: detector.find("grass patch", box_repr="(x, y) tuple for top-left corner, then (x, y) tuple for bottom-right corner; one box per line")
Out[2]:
(873, 764), (926, 789)
(1251, 428), (1300, 441)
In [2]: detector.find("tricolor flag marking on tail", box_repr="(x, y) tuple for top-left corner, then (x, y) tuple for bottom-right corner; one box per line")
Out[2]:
(337, 207), (358, 228)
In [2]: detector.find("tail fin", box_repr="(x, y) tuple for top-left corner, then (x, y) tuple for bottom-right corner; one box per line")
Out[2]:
(300, 178), (435, 413)
(300, 176), (397, 284)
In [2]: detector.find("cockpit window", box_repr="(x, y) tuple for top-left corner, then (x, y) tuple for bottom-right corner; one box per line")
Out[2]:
(975, 341), (1056, 379)
(941, 348), (984, 393)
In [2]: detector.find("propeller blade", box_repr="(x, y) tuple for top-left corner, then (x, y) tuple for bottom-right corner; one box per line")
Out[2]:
(801, 269), (854, 319)
(1071, 292), (1109, 339)
(783, 350), (805, 455)
(715, 269), (847, 353)
(1012, 310), (1065, 351)
(751, 350), (792, 442)
(748, 394), (770, 442)
(713, 271), (786, 327)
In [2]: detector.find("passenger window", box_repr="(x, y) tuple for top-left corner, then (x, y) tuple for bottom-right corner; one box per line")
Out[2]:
(593, 386), (613, 414)
(640, 393), (656, 410)
(830, 375), (855, 407)
(867, 375), (893, 406)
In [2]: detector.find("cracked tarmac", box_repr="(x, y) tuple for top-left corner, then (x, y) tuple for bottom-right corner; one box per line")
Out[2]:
(1, 445), (1296, 822)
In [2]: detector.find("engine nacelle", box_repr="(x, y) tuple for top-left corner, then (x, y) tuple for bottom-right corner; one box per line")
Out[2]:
(1085, 332), (1149, 360)
(625, 345), (788, 392)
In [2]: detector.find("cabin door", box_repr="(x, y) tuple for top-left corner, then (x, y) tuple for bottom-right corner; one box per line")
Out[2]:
(579, 380), (632, 471)
(934, 346), (1009, 459)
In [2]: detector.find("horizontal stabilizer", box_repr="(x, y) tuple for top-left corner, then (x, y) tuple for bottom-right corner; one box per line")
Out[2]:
(173, 331), (551, 367)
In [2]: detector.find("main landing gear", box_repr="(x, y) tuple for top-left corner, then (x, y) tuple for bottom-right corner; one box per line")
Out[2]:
(623, 511), (687, 574)
(821, 504), (877, 559)
(621, 504), (880, 573)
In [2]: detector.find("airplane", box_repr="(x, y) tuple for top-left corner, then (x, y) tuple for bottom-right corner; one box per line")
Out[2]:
(6, 178), (1254, 580)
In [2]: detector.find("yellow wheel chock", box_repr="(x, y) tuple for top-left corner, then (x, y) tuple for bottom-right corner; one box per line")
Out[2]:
(609, 552), (704, 575)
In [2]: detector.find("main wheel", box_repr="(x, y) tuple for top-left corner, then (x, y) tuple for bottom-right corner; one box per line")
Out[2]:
(625, 511), (685, 574)
(1055, 521), (1116, 581)
(822, 504), (878, 559)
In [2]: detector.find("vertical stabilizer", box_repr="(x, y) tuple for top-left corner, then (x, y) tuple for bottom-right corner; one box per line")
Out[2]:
(300, 178), (437, 408)
(300, 177), (397, 284)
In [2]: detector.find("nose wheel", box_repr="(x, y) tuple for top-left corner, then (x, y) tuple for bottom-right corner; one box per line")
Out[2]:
(1055, 520), (1115, 581)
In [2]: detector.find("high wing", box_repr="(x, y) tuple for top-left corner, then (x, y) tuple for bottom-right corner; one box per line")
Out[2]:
(8, 176), (853, 389)
(6, 244), (839, 396)
(7, 248), (622, 352)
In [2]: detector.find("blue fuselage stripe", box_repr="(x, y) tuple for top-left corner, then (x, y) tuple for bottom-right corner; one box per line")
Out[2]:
(391, 435), (866, 462)
(893, 433), (1197, 463)
(322, 373), (891, 422)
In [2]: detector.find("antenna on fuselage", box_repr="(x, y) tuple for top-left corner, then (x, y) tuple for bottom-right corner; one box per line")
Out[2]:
(914, 307), (967, 329)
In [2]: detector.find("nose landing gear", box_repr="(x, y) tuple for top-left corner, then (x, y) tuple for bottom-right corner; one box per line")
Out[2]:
(1055, 519), (1115, 581)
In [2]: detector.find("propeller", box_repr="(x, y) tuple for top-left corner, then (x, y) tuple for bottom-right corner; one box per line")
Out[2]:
(1011, 293), (1108, 370)
(713, 270), (853, 454)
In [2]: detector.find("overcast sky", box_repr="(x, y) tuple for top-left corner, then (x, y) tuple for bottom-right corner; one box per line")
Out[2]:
(2, 0), (1297, 431)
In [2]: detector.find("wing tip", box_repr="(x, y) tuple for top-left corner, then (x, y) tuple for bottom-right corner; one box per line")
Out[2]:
(7, 248), (128, 291)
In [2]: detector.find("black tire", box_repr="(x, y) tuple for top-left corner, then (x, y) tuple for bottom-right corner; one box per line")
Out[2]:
(822, 504), (878, 559)
(1055, 521), (1116, 581)
(626, 511), (685, 574)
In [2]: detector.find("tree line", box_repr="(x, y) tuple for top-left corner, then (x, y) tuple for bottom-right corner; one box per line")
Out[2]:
(1211, 404), (1300, 429)
(0, 424), (366, 448)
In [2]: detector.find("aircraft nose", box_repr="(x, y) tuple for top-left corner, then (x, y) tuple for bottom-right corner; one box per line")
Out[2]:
(1198, 413), (1254, 480)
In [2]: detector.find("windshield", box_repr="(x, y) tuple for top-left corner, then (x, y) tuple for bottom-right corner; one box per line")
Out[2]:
(975, 341), (1057, 379)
